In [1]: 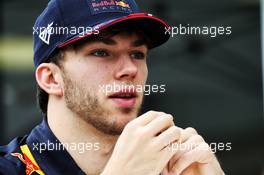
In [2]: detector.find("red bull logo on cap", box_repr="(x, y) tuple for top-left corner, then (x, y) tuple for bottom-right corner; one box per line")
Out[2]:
(89, 0), (132, 15)
(91, 0), (130, 8)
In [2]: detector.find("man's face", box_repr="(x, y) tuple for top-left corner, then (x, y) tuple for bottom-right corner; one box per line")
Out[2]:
(60, 32), (148, 135)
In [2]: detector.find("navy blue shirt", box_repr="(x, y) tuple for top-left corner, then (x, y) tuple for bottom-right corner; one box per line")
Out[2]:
(0, 118), (86, 175)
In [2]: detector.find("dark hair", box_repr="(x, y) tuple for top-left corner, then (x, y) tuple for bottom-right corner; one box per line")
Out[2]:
(36, 25), (152, 115)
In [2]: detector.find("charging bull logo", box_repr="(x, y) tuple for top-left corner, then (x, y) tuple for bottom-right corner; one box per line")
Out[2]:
(115, 1), (130, 8)
(11, 145), (45, 175)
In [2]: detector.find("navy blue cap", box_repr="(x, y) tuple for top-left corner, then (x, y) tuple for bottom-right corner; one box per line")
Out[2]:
(33, 0), (171, 67)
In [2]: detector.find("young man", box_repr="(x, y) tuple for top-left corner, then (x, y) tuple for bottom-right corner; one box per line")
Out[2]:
(0, 0), (224, 174)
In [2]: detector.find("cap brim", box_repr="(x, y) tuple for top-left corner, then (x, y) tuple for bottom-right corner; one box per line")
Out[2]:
(58, 13), (171, 49)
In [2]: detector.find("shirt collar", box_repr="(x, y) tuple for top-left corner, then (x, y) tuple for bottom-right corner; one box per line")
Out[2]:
(26, 117), (86, 175)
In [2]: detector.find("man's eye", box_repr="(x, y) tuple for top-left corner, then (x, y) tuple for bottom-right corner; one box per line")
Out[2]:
(90, 49), (109, 57)
(130, 51), (146, 60)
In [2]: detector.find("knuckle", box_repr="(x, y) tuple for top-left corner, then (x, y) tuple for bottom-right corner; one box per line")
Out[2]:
(186, 127), (198, 134)
(161, 114), (173, 122)
(169, 125), (177, 132)
(147, 110), (157, 114)
(193, 135), (205, 143)
(147, 110), (165, 116)
(172, 126), (181, 134)
(171, 127), (181, 140)
(167, 114), (174, 120)
(135, 128), (149, 139)
(124, 121), (137, 132)
(124, 123), (149, 140)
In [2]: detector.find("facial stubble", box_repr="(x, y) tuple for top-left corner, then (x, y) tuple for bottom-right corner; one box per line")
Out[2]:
(62, 72), (142, 135)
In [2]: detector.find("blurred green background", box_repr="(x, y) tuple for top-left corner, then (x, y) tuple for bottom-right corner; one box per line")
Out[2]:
(0, 0), (263, 174)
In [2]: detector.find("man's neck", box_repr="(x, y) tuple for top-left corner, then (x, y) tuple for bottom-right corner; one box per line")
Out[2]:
(47, 101), (119, 174)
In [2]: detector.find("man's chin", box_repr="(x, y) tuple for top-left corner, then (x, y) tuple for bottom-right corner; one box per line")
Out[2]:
(117, 106), (136, 114)
(114, 106), (140, 119)
(86, 105), (140, 135)
(110, 107), (139, 128)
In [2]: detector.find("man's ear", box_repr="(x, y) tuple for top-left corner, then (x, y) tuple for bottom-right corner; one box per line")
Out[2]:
(35, 63), (64, 97)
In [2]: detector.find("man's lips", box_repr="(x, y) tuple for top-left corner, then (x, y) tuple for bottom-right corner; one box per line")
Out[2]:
(108, 90), (138, 108)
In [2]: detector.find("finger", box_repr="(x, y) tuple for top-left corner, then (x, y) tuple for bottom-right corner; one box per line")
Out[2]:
(185, 127), (198, 135)
(144, 114), (174, 136)
(154, 126), (181, 150)
(165, 128), (197, 171)
(165, 127), (190, 170)
(161, 163), (170, 175)
(179, 127), (197, 143)
(171, 142), (214, 175)
(181, 163), (200, 174)
(168, 134), (205, 170)
(159, 141), (180, 167)
(133, 111), (165, 126)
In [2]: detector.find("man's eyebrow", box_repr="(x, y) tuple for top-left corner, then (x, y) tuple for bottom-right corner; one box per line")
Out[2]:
(94, 38), (147, 47)
(131, 39), (147, 47)
(95, 38), (117, 45)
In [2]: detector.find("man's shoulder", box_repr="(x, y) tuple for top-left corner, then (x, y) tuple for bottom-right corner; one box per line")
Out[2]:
(0, 136), (28, 175)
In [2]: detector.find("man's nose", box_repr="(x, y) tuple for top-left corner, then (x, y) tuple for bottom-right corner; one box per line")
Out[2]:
(114, 55), (138, 80)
